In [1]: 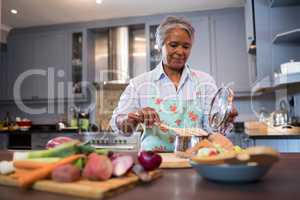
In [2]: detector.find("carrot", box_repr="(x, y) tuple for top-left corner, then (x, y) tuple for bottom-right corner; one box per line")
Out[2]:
(16, 154), (85, 188)
(10, 169), (32, 179)
(13, 160), (49, 170)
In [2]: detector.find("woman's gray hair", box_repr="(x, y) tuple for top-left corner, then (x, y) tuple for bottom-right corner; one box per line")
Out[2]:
(156, 16), (195, 49)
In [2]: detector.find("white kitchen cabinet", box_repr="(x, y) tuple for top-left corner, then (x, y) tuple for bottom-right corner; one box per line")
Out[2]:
(252, 0), (273, 85)
(7, 35), (35, 101)
(188, 16), (211, 74)
(250, 0), (300, 90)
(212, 11), (251, 93)
(270, 3), (300, 85)
(6, 31), (69, 101)
(33, 32), (68, 100)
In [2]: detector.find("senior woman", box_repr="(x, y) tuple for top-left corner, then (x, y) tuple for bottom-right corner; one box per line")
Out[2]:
(110, 16), (237, 152)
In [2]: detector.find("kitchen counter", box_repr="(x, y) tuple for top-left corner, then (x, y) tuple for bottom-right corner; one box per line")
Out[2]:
(1, 151), (300, 200)
(244, 121), (300, 138)
(243, 129), (300, 152)
(0, 124), (78, 134)
(245, 128), (300, 138)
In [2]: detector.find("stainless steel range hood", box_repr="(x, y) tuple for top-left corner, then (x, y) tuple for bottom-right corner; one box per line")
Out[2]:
(94, 25), (146, 84)
(107, 26), (131, 84)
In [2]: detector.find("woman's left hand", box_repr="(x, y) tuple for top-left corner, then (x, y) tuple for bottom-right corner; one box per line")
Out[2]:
(227, 104), (238, 123)
(220, 104), (238, 135)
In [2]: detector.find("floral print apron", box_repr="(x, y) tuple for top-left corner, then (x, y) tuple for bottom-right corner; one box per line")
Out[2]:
(140, 98), (204, 152)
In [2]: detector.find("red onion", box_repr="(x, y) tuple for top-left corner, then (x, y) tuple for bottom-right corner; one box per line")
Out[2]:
(137, 151), (162, 171)
(46, 136), (74, 149)
(111, 155), (134, 177)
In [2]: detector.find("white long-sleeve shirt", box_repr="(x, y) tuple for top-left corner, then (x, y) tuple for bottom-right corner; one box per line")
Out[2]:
(110, 62), (218, 134)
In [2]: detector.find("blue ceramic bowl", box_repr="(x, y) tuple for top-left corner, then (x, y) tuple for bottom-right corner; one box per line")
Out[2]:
(190, 161), (272, 183)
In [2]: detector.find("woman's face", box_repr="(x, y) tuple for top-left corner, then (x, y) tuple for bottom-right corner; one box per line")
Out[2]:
(161, 27), (192, 71)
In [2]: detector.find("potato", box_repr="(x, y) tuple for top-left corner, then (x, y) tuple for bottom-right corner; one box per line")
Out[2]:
(51, 164), (81, 182)
(82, 153), (113, 181)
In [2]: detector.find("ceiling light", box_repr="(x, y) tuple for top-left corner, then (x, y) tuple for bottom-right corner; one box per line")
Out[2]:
(10, 9), (18, 14)
(96, 0), (103, 4)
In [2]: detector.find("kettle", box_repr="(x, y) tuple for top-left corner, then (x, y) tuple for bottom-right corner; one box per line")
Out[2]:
(272, 100), (289, 127)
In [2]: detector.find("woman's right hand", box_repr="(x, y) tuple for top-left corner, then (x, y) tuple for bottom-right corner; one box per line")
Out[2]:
(118, 107), (160, 133)
(130, 107), (160, 128)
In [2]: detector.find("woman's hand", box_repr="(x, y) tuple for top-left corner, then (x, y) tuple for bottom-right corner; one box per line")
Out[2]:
(134, 107), (160, 128)
(117, 107), (160, 134)
(219, 104), (238, 135)
(227, 104), (238, 123)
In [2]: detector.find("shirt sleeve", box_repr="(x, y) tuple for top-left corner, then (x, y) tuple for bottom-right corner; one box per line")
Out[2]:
(110, 80), (140, 133)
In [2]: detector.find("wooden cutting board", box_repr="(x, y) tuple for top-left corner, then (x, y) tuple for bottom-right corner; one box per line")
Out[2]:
(0, 170), (162, 199)
(159, 153), (191, 168)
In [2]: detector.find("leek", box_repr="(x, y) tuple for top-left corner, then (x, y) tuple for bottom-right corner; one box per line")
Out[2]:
(13, 140), (79, 160)
(26, 157), (62, 163)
